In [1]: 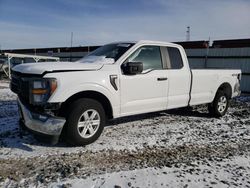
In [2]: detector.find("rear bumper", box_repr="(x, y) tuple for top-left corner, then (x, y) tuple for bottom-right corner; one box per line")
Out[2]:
(18, 99), (66, 137)
(233, 81), (241, 97)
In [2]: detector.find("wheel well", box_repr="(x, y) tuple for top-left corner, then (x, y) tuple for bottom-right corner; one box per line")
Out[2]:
(217, 83), (232, 99)
(60, 91), (113, 119)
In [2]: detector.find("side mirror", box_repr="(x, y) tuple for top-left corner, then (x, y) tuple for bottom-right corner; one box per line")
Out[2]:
(122, 62), (143, 75)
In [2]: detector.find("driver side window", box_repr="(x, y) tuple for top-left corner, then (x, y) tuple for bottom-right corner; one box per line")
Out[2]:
(126, 46), (163, 71)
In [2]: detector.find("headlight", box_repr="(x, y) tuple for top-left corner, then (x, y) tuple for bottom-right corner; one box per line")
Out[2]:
(30, 78), (57, 104)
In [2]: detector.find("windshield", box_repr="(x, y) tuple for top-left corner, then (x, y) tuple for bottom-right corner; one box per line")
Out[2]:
(78, 43), (134, 63)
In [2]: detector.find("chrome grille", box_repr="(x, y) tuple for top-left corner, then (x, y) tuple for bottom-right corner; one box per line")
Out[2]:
(11, 71), (30, 103)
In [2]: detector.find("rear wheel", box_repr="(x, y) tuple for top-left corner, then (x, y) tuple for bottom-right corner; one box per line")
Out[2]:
(208, 91), (229, 117)
(64, 98), (105, 146)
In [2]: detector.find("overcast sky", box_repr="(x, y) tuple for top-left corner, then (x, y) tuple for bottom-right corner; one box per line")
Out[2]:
(0, 0), (249, 49)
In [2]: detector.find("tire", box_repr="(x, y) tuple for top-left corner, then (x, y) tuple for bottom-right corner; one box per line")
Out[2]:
(64, 98), (105, 146)
(19, 119), (26, 130)
(18, 119), (27, 138)
(208, 91), (229, 117)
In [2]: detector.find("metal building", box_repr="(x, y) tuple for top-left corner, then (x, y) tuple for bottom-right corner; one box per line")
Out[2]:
(2, 39), (250, 92)
(185, 39), (250, 93)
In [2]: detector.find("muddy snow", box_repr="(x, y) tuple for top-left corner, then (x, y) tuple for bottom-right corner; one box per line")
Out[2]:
(0, 80), (250, 187)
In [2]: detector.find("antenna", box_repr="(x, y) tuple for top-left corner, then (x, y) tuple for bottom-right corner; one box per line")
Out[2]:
(186, 26), (190, 41)
(205, 36), (210, 68)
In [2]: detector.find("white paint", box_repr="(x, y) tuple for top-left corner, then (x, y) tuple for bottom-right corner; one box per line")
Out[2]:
(12, 40), (241, 119)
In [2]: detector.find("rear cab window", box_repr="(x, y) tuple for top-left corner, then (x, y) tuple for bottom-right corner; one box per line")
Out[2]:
(163, 47), (184, 69)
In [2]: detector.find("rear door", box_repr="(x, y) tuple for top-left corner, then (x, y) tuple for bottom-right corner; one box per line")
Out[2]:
(162, 46), (191, 109)
(120, 45), (169, 116)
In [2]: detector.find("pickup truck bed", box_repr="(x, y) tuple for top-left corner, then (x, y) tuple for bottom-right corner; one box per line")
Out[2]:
(190, 69), (241, 105)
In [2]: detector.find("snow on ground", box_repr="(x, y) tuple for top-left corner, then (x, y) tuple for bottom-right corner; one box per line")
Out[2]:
(0, 80), (250, 187)
(0, 81), (16, 101)
(50, 154), (250, 188)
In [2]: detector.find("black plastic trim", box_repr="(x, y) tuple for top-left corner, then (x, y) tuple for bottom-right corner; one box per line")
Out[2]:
(109, 75), (118, 91)
(157, 77), (168, 81)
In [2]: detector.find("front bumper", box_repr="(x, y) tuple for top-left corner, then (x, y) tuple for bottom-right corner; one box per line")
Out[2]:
(18, 99), (66, 137)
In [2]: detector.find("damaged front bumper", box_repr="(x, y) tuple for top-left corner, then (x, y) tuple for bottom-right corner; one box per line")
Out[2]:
(18, 99), (66, 143)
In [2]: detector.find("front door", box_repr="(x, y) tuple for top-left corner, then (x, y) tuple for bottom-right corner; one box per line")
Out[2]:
(120, 45), (168, 116)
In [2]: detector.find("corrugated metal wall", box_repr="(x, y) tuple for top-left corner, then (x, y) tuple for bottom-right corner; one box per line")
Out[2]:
(186, 47), (250, 92)
(7, 46), (249, 92)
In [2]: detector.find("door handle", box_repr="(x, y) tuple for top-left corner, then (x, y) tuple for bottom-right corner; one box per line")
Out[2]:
(157, 77), (168, 81)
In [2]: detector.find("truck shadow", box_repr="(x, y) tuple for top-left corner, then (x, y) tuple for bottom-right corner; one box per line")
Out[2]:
(108, 107), (211, 126)
(167, 107), (211, 118)
(0, 129), (71, 153)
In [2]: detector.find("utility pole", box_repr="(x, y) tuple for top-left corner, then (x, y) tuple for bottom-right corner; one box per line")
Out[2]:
(70, 32), (73, 61)
(205, 36), (210, 68)
(186, 26), (190, 41)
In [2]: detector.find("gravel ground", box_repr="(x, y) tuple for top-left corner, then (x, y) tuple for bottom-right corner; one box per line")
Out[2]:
(0, 80), (250, 187)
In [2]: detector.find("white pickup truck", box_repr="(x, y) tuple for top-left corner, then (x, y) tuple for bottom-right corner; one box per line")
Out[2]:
(10, 40), (241, 145)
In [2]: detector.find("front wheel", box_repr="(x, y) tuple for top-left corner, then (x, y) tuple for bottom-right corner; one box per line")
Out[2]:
(64, 98), (105, 146)
(208, 91), (229, 117)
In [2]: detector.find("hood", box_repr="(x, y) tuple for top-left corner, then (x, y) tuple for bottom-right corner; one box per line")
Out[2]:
(77, 55), (114, 64)
(12, 61), (104, 75)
